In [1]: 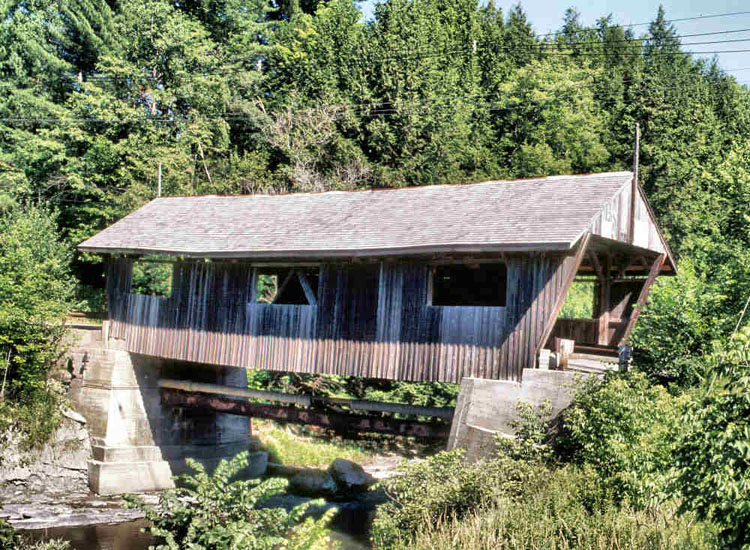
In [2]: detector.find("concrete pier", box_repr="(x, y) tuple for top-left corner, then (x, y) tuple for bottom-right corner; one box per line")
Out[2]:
(68, 325), (263, 495)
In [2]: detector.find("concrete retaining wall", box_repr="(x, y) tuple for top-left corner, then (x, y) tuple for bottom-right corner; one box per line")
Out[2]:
(448, 369), (587, 461)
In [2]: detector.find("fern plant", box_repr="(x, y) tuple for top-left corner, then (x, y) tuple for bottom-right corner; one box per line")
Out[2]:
(125, 451), (336, 550)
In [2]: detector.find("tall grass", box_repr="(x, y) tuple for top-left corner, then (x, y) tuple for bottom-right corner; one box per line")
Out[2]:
(255, 420), (373, 467)
(399, 467), (717, 550)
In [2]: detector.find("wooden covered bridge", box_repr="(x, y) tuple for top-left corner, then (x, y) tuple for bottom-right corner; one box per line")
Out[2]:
(80, 170), (674, 384)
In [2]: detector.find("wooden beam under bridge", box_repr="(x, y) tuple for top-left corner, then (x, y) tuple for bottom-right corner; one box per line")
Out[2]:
(158, 379), (454, 419)
(160, 388), (452, 439)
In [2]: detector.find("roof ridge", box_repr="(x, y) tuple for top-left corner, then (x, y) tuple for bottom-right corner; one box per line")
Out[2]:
(152, 171), (634, 201)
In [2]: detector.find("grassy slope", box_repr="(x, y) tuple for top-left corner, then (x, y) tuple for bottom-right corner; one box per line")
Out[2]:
(254, 420), (375, 467)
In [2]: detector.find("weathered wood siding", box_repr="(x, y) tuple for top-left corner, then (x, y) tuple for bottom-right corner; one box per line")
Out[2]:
(108, 252), (578, 383)
(589, 183), (665, 254)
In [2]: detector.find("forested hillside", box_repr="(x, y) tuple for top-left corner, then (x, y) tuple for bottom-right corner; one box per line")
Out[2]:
(1, 0), (747, 251)
(2, 3), (750, 548)
(2, 0), (749, 379)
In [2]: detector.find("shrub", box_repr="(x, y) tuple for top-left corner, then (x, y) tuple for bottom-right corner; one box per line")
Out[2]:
(0, 383), (66, 454)
(0, 201), (76, 397)
(674, 328), (750, 548)
(557, 371), (683, 506)
(0, 519), (19, 550)
(495, 400), (553, 463)
(630, 249), (750, 388)
(371, 450), (543, 549)
(126, 451), (336, 550)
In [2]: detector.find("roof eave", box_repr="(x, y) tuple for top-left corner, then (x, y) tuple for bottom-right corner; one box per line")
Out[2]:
(77, 241), (577, 259)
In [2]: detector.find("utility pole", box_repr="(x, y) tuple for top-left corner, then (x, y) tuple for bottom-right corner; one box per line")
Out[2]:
(157, 162), (162, 197)
(628, 123), (640, 244)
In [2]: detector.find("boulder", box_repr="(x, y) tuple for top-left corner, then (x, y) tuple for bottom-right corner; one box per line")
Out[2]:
(288, 469), (337, 497)
(62, 409), (87, 425)
(328, 458), (374, 494)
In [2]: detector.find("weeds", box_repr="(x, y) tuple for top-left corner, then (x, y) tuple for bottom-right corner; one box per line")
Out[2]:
(0, 384), (66, 461)
(254, 420), (373, 467)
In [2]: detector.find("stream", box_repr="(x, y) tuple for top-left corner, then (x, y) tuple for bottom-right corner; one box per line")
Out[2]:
(24, 506), (374, 550)
(16, 489), (380, 550)
(10, 453), (402, 549)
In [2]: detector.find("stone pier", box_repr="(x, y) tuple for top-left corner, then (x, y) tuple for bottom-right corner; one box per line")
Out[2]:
(68, 324), (264, 495)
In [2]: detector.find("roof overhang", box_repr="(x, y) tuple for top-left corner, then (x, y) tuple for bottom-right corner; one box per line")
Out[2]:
(78, 240), (577, 260)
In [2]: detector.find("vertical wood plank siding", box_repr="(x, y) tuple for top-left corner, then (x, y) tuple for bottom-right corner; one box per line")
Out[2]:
(107, 252), (576, 383)
(589, 185), (666, 254)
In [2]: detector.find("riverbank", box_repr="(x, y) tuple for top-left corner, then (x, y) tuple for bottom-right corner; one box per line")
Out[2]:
(1, 405), (422, 549)
(3, 448), (408, 550)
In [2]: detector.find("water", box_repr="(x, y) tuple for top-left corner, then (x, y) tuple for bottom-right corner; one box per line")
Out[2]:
(25, 520), (154, 550)
(25, 507), (374, 550)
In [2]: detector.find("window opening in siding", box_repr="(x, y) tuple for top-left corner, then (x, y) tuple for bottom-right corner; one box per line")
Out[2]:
(558, 277), (596, 319)
(255, 268), (319, 305)
(430, 264), (507, 307)
(131, 259), (174, 296)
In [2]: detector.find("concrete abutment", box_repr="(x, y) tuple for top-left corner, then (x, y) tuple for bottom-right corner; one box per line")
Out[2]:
(447, 369), (586, 461)
(68, 325), (264, 495)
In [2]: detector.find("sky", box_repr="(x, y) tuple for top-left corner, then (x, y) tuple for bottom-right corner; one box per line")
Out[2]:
(358, 0), (750, 84)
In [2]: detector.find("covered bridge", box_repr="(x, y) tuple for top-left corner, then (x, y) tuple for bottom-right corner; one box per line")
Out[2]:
(79, 171), (674, 384)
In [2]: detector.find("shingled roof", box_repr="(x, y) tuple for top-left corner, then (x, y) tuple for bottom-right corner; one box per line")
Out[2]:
(79, 171), (666, 259)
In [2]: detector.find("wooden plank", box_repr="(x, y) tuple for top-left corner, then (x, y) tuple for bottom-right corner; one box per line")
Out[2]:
(597, 253), (611, 346)
(619, 253), (665, 346)
(534, 233), (591, 359)
(297, 270), (318, 306)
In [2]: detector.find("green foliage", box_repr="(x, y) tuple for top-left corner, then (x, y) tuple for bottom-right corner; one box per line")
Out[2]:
(0, 519), (19, 550)
(495, 400), (553, 463)
(0, 384), (66, 454)
(371, 450), (543, 549)
(559, 279), (595, 319)
(0, 201), (75, 396)
(0, 519), (70, 550)
(674, 328), (750, 548)
(126, 451), (336, 550)
(558, 371), (683, 507)
(247, 371), (458, 409)
(22, 540), (70, 550)
(631, 251), (749, 387)
(255, 420), (371, 468)
(400, 465), (717, 550)
(131, 261), (173, 296)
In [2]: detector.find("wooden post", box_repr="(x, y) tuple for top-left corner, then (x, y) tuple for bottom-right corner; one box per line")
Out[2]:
(628, 123), (640, 244)
(534, 232), (591, 360)
(619, 254), (665, 346)
(554, 338), (575, 369)
(597, 254), (612, 346)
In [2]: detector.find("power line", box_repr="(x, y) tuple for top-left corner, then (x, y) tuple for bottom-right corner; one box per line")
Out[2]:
(534, 28), (750, 49)
(0, 75), (735, 126)
(20, 26), (750, 87)
(537, 9), (750, 38)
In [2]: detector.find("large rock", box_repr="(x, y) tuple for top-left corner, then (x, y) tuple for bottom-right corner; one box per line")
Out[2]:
(0, 414), (91, 500)
(288, 469), (337, 497)
(327, 458), (374, 494)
